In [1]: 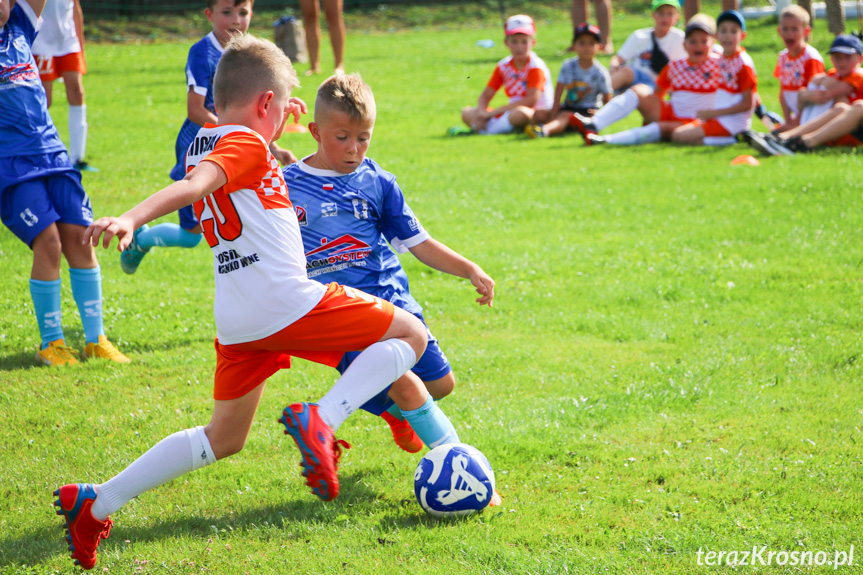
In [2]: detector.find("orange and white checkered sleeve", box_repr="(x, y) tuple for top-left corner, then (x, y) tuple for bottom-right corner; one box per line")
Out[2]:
(203, 131), (270, 195)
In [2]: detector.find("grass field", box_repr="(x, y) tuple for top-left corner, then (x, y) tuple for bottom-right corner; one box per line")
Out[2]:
(1, 3), (862, 573)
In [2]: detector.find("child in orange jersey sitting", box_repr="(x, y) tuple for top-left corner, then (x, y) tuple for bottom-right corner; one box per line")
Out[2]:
(456, 14), (554, 135)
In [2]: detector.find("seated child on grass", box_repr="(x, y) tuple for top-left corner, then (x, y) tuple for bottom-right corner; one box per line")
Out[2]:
(284, 73), (496, 453)
(794, 34), (863, 126)
(456, 14), (553, 135)
(671, 10), (756, 146)
(609, 0), (686, 93)
(772, 5), (824, 131)
(578, 14), (720, 146)
(525, 22), (612, 138)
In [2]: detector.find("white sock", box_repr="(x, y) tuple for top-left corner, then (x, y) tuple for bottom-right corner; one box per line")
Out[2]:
(90, 426), (216, 520)
(317, 339), (417, 431)
(605, 122), (661, 145)
(593, 89), (639, 131)
(703, 136), (737, 146)
(68, 104), (88, 164)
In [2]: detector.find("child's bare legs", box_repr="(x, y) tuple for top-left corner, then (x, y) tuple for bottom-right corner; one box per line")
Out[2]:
(387, 370), (459, 448)
(670, 122), (705, 145)
(782, 102), (850, 139)
(571, 0), (613, 54)
(544, 111), (578, 136)
(508, 106), (535, 129)
(461, 106), (482, 130)
(610, 66), (635, 91)
(800, 101), (863, 147)
(32, 222), (96, 281)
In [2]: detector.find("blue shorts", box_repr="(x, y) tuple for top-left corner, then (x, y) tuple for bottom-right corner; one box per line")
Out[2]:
(346, 316), (452, 416)
(630, 66), (657, 91)
(0, 152), (92, 247)
(171, 149), (201, 231)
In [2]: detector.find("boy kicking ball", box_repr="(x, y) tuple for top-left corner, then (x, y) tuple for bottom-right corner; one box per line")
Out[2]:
(55, 35), (430, 570)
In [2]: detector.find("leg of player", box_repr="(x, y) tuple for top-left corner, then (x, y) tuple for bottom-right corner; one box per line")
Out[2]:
(30, 224), (76, 366)
(780, 102), (849, 140)
(507, 106), (535, 129)
(62, 70), (89, 169)
(41, 78), (55, 108)
(55, 387), (258, 569)
(58, 223), (130, 363)
(281, 306), (426, 500)
(387, 371), (459, 450)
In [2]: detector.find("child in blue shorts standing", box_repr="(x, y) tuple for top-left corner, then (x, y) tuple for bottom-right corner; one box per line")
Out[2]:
(120, 0), (298, 274)
(1, 0), (128, 365)
(285, 74), (496, 453)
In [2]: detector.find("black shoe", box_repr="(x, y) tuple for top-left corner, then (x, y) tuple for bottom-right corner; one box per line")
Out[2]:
(763, 134), (795, 156)
(782, 135), (812, 153)
(743, 130), (780, 156)
(73, 161), (99, 172)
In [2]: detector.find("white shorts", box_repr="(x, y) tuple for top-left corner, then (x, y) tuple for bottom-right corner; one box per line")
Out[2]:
(480, 111), (513, 135)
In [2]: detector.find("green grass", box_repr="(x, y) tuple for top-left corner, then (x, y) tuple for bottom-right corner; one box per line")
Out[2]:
(2, 5), (862, 574)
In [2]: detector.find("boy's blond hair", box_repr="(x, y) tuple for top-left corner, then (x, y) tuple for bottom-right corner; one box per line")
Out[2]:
(213, 34), (298, 110)
(315, 73), (376, 123)
(779, 5), (811, 27)
(207, 0), (253, 9)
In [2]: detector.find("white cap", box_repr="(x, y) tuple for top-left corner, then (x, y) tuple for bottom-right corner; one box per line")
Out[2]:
(505, 14), (536, 36)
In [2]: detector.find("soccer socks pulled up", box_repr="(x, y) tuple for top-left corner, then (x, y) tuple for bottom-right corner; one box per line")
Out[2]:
(30, 278), (64, 348)
(69, 267), (104, 345)
(317, 339), (418, 432)
(136, 223), (203, 250)
(401, 393), (460, 449)
(604, 122), (661, 145)
(592, 88), (639, 132)
(90, 426), (216, 521)
(68, 104), (88, 165)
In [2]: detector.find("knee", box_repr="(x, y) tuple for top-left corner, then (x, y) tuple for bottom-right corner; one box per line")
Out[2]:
(428, 372), (455, 400)
(207, 431), (246, 460)
(33, 228), (63, 263)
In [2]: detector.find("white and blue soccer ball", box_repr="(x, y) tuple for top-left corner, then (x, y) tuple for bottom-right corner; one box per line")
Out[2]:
(414, 443), (495, 518)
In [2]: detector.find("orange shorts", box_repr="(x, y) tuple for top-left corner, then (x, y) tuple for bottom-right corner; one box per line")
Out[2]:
(659, 101), (691, 124)
(827, 133), (863, 147)
(35, 51), (86, 81)
(213, 282), (394, 400)
(683, 118), (732, 137)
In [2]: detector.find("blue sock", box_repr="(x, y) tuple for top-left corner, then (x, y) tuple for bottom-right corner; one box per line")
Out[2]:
(29, 279), (64, 348)
(137, 223), (202, 250)
(386, 403), (405, 421)
(69, 267), (104, 345)
(401, 394), (460, 449)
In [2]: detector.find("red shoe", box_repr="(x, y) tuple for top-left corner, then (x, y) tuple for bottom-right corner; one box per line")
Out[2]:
(279, 403), (350, 501)
(381, 411), (423, 453)
(53, 484), (113, 570)
(569, 113), (598, 142)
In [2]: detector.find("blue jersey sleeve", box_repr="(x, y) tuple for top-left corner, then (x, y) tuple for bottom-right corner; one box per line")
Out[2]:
(379, 172), (430, 253)
(186, 40), (212, 97)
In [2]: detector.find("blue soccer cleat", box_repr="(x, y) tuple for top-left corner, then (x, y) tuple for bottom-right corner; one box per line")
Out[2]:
(120, 224), (151, 275)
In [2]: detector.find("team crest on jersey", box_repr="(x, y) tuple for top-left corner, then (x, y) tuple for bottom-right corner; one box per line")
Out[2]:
(352, 199), (369, 220)
(305, 234), (372, 278)
(296, 206), (307, 226)
(321, 202), (338, 217)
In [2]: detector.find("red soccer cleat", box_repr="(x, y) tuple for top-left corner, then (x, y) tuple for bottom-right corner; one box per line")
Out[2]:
(279, 403), (350, 501)
(53, 484), (113, 570)
(381, 411), (424, 453)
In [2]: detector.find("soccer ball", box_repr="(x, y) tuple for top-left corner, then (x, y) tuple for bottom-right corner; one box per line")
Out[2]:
(414, 443), (495, 518)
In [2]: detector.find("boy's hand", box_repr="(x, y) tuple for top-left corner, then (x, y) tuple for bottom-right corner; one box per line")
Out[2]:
(288, 97), (308, 123)
(470, 268), (495, 307)
(269, 142), (298, 165)
(84, 216), (136, 251)
(696, 108), (717, 120)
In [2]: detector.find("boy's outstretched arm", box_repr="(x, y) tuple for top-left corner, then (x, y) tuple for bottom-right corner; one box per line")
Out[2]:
(85, 160), (227, 251)
(408, 239), (495, 307)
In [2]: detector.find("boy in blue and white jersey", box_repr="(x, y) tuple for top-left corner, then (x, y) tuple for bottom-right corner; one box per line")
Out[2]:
(0, 0), (128, 365)
(284, 74), (496, 454)
(120, 0), (298, 274)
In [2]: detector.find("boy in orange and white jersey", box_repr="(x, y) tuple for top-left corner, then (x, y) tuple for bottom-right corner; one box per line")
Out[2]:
(53, 34), (439, 571)
(672, 10), (756, 145)
(584, 14), (720, 145)
(456, 14), (554, 135)
(773, 6), (824, 130)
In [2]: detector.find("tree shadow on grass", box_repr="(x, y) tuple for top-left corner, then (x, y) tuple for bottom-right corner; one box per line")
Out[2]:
(0, 473), (382, 569)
